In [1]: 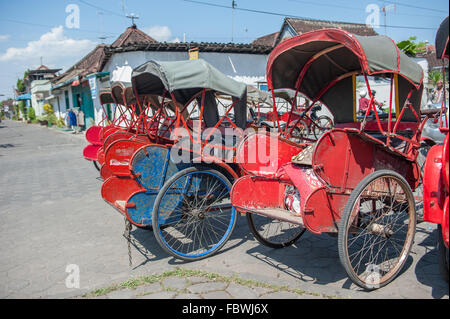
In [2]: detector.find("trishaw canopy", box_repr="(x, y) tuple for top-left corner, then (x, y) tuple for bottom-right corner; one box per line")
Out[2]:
(131, 59), (247, 104)
(131, 59), (248, 129)
(267, 29), (424, 123)
(111, 81), (136, 106)
(99, 89), (114, 105)
(436, 16), (449, 60)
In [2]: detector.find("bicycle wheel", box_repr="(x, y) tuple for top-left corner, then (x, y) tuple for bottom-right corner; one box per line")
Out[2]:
(313, 115), (333, 140)
(152, 166), (237, 261)
(247, 213), (306, 249)
(281, 120), (309, 143)
(338, 170), (416, 290)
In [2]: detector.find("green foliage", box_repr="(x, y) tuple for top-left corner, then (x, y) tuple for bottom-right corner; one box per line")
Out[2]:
(57, 117), (65, 128)
(46, 113), (57, 126)
(428, 69), (444, 87)
(18, 101), (27, 120)
(396, 36), (427, 57)
(16, 79), (26, 93)
(27, 107), (36, 122)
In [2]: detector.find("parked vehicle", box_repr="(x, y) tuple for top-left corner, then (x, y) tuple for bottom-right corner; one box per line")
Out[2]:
(231, 28), (427, 290)
(422, 16), (449, 282)
(101, 59), (253, 261)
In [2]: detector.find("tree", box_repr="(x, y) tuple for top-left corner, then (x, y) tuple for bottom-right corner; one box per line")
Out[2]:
(396, 36), (427, 57)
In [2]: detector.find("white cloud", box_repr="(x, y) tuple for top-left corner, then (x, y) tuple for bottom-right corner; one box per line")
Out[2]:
(143, 25), (179, 43)
(0, 26), (96, 63)
(0, 35), (10, 42)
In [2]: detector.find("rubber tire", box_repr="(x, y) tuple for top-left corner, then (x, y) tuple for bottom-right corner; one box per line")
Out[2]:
(338, 170), (416, 290)
(437, 225), (449, 282)
(246, 213), (306, 249)
(93, 160), (101, 172)
(152, 166), (237, 261)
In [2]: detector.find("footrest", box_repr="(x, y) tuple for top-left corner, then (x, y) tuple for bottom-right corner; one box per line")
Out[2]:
(242, 207), (304, 226)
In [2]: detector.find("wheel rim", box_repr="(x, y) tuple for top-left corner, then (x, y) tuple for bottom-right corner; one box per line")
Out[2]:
(248, 213), (305, 247)
(314, 117), (332, 138)
(155, 170), (235, 259)
(343, 175), (415, 288)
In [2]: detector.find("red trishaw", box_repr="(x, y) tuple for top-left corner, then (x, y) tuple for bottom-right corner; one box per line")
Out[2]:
(231, 29), (427, 289)
(422, 16), (449, 282)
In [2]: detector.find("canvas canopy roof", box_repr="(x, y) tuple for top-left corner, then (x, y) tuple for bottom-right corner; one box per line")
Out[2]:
(131, 59), (247, 105)
(436, 16), (449, 60)
(131, 59), (248, 129)
(99, 89), (114, 105)
(111, 81), (136, 106)
(267, 29), (424, 123)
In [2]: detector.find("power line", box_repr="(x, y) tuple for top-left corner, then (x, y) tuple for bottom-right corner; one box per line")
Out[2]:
(77, 0), (126, 18)
(382, 0), (448, 14)
(183, 0), (439, 30)
(288, 0), (444, 19)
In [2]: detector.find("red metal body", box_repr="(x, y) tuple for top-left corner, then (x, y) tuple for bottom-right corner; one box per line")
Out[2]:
(423, 134), (449, 247)
(422, 16), (449, 250)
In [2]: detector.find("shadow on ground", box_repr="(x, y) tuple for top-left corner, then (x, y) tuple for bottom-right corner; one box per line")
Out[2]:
(414, 227), (449, 299)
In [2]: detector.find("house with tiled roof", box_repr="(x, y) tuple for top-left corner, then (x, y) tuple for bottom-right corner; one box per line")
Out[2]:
(49, 25), (158, 126)
(253, 17), (378, 49)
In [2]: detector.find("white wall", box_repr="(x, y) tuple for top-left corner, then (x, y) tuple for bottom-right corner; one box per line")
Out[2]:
(103, 50), (268, 87)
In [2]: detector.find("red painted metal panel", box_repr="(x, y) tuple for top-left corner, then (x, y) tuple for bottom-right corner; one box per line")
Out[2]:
(85, 125), (103, 146)
(443, 134), (449, 192)
(105, 139), (148, 177)
(83, 144), (101, 161)
(231, 175), (287, 212)
(236, 132), (306, 177)
(101, 176), (144, 211)
(313, 129), (420, 191)
(423, 144), (445, 225)
(100, 163), (112, 180)
(97, 147), (105, 166)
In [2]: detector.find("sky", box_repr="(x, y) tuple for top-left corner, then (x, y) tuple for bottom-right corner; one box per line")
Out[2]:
(0, 0), (448, 99)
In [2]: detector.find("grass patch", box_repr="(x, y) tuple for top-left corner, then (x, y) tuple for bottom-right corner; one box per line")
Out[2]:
(82, 267), (344, 299)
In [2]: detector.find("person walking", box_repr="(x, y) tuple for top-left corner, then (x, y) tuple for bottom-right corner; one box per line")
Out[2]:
(68, 109), (77, 133)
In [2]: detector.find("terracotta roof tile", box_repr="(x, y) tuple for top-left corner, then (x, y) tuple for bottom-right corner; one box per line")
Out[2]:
(251, 32), (279, 47)
(285, 17), (378, 37)
(111, 25), (157, 47)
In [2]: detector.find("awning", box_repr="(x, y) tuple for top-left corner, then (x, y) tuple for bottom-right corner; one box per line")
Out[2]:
(17, 93), (31, 100)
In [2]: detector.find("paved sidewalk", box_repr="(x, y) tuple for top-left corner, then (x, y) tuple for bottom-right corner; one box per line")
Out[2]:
(79, 268), (333, 299)
(0, 120), (448, 299)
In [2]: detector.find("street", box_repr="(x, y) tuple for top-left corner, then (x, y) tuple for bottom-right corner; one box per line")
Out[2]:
(0, 119), (448, 299)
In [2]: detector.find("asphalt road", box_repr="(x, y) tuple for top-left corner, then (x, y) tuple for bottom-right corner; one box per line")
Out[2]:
(0, 120), (448, 299)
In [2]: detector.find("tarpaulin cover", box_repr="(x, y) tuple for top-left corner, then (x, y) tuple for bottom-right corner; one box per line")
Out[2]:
(131, 59), (247, 105)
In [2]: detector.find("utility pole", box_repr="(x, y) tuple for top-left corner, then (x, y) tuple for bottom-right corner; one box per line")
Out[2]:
(381, 2), (396, 36)
(231, 0), (236, 43)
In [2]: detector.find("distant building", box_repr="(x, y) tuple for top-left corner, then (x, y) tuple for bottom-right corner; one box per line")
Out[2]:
(252, 17), (378, 48)
(50, 24), (271, 128)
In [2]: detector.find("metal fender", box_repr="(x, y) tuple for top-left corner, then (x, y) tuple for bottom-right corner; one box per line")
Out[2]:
(423, 144), (445, 224)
